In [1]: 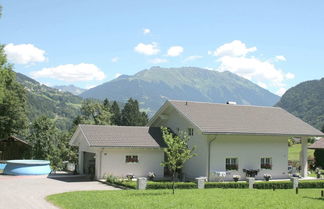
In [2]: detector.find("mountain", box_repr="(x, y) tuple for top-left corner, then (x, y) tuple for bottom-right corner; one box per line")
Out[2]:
(53, 85), (86, 95)
(276, 78), (324, 130)
(80, 67), (280, 114)
(16, 73), (82, 130)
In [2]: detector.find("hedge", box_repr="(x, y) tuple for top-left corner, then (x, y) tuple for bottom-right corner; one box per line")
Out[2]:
(205, 182), (248, 189)
(299, 180), (324, 188)
(107, 179), (324, 190)
(253, 181), (293, 189)
(146, 182), (196, 189)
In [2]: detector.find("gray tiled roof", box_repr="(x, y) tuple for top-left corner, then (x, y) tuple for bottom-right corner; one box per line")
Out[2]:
(169, 100), (324, 136)
(309, 138), (324, 149)
(78, 125), (166, 148)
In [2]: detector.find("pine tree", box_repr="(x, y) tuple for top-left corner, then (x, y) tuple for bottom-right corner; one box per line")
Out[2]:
(111, 101), (121, 125)
(121, 98), (147, 126)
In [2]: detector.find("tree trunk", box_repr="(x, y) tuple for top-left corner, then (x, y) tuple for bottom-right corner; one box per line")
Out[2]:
(172, 172), (175, 195)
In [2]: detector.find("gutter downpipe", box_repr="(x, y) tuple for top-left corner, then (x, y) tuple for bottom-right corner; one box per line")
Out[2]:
(208, 136), (217, 181)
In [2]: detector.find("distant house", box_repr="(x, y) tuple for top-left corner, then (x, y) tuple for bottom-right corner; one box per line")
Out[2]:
(70, 100), (324, 180)
(0, 136), (31, 160)
(309, 138), (324, 150)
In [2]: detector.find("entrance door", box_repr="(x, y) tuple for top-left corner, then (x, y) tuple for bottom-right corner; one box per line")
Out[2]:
(83, 152), (95, 177)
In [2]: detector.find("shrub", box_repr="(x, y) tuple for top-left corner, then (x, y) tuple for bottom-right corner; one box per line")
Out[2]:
(298, 180), (324, 188)
(146, 182), (196, 189)
(314, 149), (324, 168)
(106, 174), (136, 189)
(253, 181), (292, 189)
(205, 182), (248, 189)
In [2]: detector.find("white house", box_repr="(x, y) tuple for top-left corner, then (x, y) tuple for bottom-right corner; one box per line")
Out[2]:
(70, 100), (324, 180)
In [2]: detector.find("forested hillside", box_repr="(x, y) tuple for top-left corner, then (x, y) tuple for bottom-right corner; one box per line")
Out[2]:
(16, 73), (82, 130)
(276, 78), (324, 130)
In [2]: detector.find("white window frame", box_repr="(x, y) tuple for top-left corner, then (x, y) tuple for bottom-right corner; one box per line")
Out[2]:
(125, 155), (139, 163)
(225, 157), (238, 171)
(261, 157), (272, 170)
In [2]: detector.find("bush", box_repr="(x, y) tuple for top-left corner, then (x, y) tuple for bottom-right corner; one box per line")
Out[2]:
(299, 180), (324, 188)
(205, 182), (248, 189)
(314, 149), (324, 168)
(146, 182), (196, 189)
(253, 181), (292, 189)
(106, 174), (136, 189)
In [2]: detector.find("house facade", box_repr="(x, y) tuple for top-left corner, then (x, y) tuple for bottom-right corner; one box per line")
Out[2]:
(70, 100), (324, 180)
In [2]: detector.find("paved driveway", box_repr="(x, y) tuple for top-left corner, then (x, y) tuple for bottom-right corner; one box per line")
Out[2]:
(0, 175), (118, 209)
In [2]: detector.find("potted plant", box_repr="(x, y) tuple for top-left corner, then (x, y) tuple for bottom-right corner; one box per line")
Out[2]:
(264, 174), (271, 181)
(233, 175), (240, 182)
(315, 167), (321, 179)
(148, 172), (156, 181)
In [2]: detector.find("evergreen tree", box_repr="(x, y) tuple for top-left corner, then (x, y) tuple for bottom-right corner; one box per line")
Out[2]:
(103, 98), (111, 111)
(111, 101), (121, 125)
(0, 45), (28, 139)
(121, 98), (148, 126)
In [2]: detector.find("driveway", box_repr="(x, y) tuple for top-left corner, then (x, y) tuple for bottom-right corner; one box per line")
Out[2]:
(0, 175), (119, 209)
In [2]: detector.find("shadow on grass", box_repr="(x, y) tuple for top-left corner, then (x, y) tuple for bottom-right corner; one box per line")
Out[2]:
(302, 196), (324, 201)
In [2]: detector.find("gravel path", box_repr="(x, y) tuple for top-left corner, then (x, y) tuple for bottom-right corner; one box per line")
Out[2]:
(0, 175), (118, 209)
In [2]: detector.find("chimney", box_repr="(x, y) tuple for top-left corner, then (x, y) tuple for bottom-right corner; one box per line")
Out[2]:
(226, 101), (237, 105)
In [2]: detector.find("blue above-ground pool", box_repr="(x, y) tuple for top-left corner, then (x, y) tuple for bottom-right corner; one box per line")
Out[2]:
(0, 163), (6, 170)
(4, 160), (51, 175)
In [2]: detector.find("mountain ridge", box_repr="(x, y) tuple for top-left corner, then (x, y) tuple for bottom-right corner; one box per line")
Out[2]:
(81, 67), (280, 114)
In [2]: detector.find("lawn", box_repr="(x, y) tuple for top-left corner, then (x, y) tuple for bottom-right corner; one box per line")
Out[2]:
(47, 189), (324, 209)
(288, 143), (314, 161)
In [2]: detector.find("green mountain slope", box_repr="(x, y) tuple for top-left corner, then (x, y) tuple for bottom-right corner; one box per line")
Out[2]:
(81, 67), (280, 114)
(53, 85), (86, 95)
(16, 73), (82, 130)
(276, 78), (324, 130)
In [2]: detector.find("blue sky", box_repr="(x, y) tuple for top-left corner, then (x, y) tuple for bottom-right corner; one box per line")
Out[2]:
(1, 0), (324, 95)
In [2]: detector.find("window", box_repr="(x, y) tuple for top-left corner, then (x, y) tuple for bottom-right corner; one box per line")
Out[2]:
(126, 155), (138, 163)
(188, 128), (194, 136)
(225, 158), (238, 170)
(261, 157), (272, 169)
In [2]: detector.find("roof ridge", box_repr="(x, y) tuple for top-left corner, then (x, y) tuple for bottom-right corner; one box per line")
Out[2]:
(79, 124), (149, 128)
(168, 99), (281, 109)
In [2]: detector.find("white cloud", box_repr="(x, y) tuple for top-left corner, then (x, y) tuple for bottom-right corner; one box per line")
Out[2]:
(167, 46), (184, 57)
(4, 43), (46, 65)
(212, 40), (257, 57)
(85, 84), (97, 89)
(275, 55), (286, 62)
(285, 72), (295, 79)
(111, 57), (119, 63)
(143, 28), (151, 34)
(257, 82), (267, 89)
(114, 73), (122, 78)
(134, 42), (160, 55)
(184, 55), (202, 62)
(30, 63), (106, 82)
(213, 40), (294, 91)
(276, 88), (287, 96)
(150, 58), (168, 64)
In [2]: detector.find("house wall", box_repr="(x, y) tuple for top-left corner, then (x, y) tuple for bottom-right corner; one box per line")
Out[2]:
(208, 135), (289, 181)
(98, 148), (164, 179)
(158, 108), (209, 179)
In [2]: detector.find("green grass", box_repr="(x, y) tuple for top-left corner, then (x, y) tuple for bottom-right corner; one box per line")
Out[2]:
(288, 144), (314, 161)
(47, 189), (324, 209)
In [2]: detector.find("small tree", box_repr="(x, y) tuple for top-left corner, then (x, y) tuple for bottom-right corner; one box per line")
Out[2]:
(160, 127), (196, 194)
